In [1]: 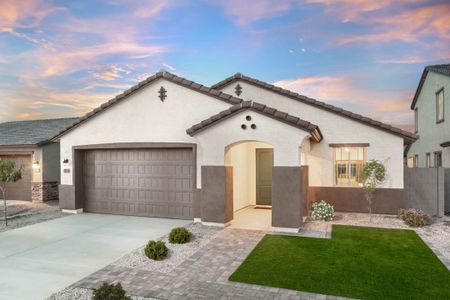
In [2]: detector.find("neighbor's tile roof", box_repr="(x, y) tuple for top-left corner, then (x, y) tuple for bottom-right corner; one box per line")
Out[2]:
(411, 64), (450, 109)
(212, 73), (418, 144)
(50, 71), (243, 140)
(0, 118), (79, 147)
(186, 100), (323, 142)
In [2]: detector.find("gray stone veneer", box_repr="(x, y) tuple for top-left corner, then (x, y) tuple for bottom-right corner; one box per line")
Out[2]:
(31, 182), (58, 203)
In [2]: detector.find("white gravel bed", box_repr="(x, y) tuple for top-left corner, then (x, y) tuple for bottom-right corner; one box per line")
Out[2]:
(0, 200), (69, 232)
(47, 287), (157, 300)
(303, 212), (450, 266)
(113, 222), (221, 273)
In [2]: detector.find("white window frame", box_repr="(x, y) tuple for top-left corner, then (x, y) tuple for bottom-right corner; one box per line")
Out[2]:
(436, 88), (444, 123)
(333, 146), (366, 187)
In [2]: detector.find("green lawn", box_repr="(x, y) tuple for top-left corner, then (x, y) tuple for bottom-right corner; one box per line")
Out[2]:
(229, 225), (450, 299)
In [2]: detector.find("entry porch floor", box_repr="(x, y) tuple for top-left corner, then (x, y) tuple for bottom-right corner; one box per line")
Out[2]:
(229, 205), (273, 231)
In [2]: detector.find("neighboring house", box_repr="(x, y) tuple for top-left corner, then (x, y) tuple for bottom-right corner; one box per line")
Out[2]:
(0, 118), (78, 202)
(408, 64), (450, 168)
(51, 71), (416, 231)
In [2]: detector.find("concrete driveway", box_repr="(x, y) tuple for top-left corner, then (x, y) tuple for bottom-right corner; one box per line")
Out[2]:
(0, 213), (190, 300)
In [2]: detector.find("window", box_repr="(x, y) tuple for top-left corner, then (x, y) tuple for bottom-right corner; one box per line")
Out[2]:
(436, 88), (444, 123)
(407, 156), (414, 168)
(414, 108), (418, 133)
(414, 155), (419, 168)
(434, 151), (442, 167)
(334, 147), (365, 186)
(426, 153), (431, 168)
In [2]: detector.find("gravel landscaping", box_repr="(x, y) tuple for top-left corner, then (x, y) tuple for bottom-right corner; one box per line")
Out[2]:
(303, 212), (450, 269)
(48, 287), (158, 300)
(113, 222), (222, 273)
(0, 200), (68, 232)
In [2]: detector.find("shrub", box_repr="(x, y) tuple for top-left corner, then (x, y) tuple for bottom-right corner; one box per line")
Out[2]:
(93, 282), (131, 300)
(399, 208), (429, 227)
(145, 240), (168, 260)
(311, 200), (335, 221)
(168, 227), (192, 244)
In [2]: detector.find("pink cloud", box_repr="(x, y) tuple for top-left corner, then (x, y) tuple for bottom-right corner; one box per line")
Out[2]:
(0, 0), (64, 30)
(337, 2), (450, 45)
(274, 74), (414, 125)
(305, 0), (420, 22)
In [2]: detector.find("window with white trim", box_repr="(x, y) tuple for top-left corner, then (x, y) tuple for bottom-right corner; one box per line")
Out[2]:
(436, 88), (444, 123)
(414, 108), (418, 133)
(334, 147), (365, 186)
(434, 151), (442, 167)
(426, 153), (431, 168)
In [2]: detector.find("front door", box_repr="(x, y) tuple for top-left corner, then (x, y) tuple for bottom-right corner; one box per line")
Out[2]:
(256, 148), (273, 205)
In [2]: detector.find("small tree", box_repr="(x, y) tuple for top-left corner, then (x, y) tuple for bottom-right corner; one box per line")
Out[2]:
(360, 160), (386, 221)
(0, 159), (22, 226)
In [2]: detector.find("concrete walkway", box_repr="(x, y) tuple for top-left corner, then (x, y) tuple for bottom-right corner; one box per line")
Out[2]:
(0, 213), (189, 300)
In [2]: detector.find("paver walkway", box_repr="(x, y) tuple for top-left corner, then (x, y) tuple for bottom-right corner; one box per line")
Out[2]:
(75, 228), (347, 299)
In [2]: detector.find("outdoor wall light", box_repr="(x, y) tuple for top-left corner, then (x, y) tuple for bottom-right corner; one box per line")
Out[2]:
(32, 161), (40, 172)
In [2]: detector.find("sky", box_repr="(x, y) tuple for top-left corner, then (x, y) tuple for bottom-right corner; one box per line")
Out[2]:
(0, 0), (449, 131)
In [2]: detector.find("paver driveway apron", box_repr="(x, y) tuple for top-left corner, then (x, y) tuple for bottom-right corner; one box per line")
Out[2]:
(0, 213), (189, 300)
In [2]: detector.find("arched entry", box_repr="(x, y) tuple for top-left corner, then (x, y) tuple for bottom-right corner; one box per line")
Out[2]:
(224, 140), (274, 230)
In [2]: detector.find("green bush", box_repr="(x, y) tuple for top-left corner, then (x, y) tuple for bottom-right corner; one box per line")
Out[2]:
(168, 227), (192, 244)
(145, 240), (168, 260)
(93, 282), (131, 300)
(311, 200), (334, 221)
(399, 208), (429, 227)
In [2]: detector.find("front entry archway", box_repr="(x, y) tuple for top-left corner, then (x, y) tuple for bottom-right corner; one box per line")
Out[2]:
(225, 140), (274, 230)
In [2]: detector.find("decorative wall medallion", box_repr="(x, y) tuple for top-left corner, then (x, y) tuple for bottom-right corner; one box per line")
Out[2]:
(158, 86), (167, 101)
(251, 124), (257, 129)
(235, 84), (242, 96)
(241, 124), (247, 130)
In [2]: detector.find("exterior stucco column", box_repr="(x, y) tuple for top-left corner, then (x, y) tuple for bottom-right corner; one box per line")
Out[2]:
(272, 166), (303, 232)
(200, 166), (233, 225)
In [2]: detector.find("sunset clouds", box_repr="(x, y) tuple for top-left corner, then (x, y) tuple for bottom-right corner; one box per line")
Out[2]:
(0, 0), (448, 129)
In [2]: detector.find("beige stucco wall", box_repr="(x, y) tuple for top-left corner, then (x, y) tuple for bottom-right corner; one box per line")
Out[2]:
(408, 72), (450, 167)
(59, 78), (231, 188)
(220, 81), (405, 188)
(195, 110), (310, 168)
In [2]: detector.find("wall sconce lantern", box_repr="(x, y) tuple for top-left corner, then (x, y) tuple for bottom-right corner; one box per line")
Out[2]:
(32, 161), (40, 172)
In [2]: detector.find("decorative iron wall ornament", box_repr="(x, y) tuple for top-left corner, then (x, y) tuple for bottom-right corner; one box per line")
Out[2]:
(241, 124), (247, 130)
(251, 124), (257, 129)
(235, 84), (242, 96)
(158, 86), (167, 101)
(246, 115), (251, 121)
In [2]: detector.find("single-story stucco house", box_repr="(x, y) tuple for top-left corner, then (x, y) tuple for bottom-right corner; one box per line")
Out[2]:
(0, 118), (78, 202)
(50, 71), (417, 231)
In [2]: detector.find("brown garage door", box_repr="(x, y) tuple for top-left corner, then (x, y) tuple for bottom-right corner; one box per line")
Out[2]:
(0, 155), (32, 201)
(83, 148), (194, 219)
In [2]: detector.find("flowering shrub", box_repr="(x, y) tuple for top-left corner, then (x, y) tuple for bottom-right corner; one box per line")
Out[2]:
(399, 208), (429, 227)
(311, 200), (335, 221)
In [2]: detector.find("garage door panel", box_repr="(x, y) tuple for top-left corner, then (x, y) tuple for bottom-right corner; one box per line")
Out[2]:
(0, 155), (32, 201)
(84, 148), (194, 219)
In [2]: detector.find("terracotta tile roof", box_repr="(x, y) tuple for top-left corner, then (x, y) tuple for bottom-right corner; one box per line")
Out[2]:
(212, 73), (418, 144)
(411, 64), (450, 109)
(186, 100), (323, 142)
(51, 71), (243, 140)
(0, 118), (79, 147)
